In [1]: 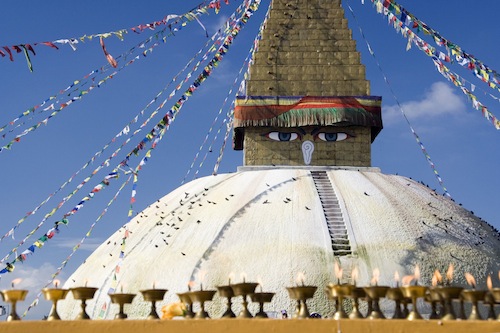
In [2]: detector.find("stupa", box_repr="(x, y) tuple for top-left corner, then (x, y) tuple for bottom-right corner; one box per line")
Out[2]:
(59, 0), (500, 320)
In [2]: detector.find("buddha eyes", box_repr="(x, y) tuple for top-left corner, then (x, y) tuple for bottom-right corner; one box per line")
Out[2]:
(264, 131), (350, 142)
(315, 132), (349, 142)
(265, 132), (300, 141)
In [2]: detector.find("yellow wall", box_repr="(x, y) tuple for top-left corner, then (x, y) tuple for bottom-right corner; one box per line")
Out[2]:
(0, 319), (498, 333)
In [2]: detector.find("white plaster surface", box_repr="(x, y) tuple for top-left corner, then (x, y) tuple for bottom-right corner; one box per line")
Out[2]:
(58, 168), (500, 319)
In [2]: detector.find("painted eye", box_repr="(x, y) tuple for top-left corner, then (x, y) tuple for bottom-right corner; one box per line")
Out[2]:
(316, 132), (349, 142)
(266, 132), (299, 141)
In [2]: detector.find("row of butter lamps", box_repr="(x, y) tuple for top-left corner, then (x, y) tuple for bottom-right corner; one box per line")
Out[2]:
(1, 272), (500, 321)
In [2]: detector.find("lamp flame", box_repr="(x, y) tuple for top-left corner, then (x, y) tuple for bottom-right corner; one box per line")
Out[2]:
(394, 271), (400, 287)
(351, 267), (359, 286)
(53, 279), (61, 288)
(371, 268), (380, 286)
(334, 262), (342, 282)
(414, 265), (421, 284)
(431, 275), (437, 287)
(187, 280), (195, 291)
(228, 272), (235, 285)
(198, 270), (207, 282)
(432, 270), (442, 287)
(401, 275), (414, 286)
(257, 276), (263, 293)
(296, 272), (306, 286)
(446, 264), (454, 285)
(240, 272), (247, 283)
(487, 275), (493, 291)
(464, 272), (476, 289)
(11, 278), (22, 289)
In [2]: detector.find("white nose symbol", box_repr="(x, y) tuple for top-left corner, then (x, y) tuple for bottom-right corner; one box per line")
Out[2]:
(302, 140), (314, 165)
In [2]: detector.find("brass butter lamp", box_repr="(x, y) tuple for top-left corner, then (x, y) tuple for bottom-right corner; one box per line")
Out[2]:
(70, 286), (98, 320)
(426, 288), (443, 320)
(42, 285), (69, 321)
(249, 292), (275, 318)
(326, 283), (354, 319)
(461, 289), (486, 320)
(189, 287), (216, 319)
(177, 292), (195, 318)
(348, 287), (366, 319)
(386, 287), (405, 319)
(490, 288), (500, 320)
(1, 289), (28, 321)
(363, 286), (389, 319)
(109, 290), (136, 320)
(140, 288), (168, 320)
(435, 286), (463, 320)
(400, 285), (428, 320)
(217, 285), (236, 318)
(286, 285), (317, 318)
(231, 282), (258, 318)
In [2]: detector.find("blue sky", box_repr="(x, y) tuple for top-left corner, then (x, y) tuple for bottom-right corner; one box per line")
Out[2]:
(0, 0), (499, 319)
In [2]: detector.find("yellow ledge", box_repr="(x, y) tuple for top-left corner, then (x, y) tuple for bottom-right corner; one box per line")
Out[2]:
(0, 319), (499, 333)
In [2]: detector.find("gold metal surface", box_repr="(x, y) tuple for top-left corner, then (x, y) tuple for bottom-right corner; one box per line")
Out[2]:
(217, 286), (236, 318)
(42, 288), (69, 321)
(460, 289), (486, 321)
(400, 286), (428, 320)
(140, 289), (168, 320)
(286, 286), (317, 319)
(326, 284), (354, 319)
(434, 287), (463, 321)
(109, 293), (136, 320)
(70, 287), (98, 320)
(0, 289), (28, 321)
(231, 283), (258, 318)
(249, 292), (275, 318)
(363, 286), (389, 319)
(189, 290), (216, 319)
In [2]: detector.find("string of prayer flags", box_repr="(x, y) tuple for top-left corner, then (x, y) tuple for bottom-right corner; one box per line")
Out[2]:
(0, 21), (220, 250)
(0, 0), (229, 70)
(100, 37), (118, 68)
(346, 3), (451, 198)
(0, 0), (262, 276)
(21, 175), (131, 318)
(0, 28), (167, 153)
(0, 0), (233, 153)
(0, 171), (120, 274)
(213, 1), (269, 176)
(190, 1), (270, 180)
(370, 0), (500, 95)
(368, 0), (500, 130)
(98, 223), (130, 319)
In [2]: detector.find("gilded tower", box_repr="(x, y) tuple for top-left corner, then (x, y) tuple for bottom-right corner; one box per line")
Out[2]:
(233, 0), (382, 167)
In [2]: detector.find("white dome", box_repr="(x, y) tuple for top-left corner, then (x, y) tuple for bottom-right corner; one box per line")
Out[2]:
(59, 167), (500, 319)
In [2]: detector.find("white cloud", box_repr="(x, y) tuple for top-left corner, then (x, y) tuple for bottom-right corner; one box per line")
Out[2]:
(54, 237), (103, 252)
(383, 81), (467, 124)
(1, 262), (66, 320)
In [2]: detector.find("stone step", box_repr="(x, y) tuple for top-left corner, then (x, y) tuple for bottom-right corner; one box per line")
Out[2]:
(332, 238), (350, 245)
(327, 219), (344, 223)
(327, 221), (346, 226)
(332, 243), (351, 250)
(334, 250), (352, 256)
(312, 170), (351, 257)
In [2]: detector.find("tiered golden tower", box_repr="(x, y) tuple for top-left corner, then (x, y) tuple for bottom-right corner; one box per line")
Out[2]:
(233, 0), (382, 167)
